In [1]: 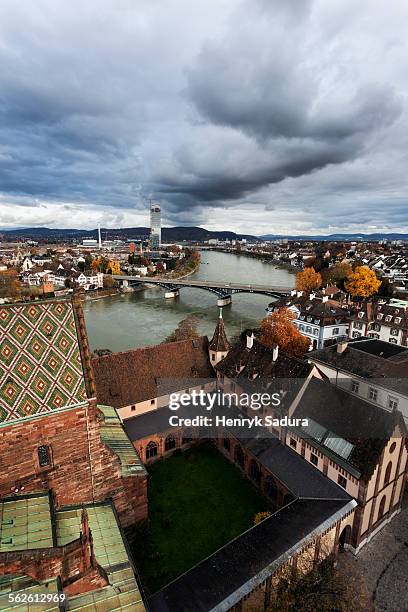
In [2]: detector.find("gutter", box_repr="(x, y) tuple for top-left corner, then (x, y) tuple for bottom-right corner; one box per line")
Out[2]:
(210, 499), (357, 612)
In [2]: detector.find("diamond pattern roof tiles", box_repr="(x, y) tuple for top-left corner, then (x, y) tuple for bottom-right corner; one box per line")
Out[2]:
(0, 300), (88, 424)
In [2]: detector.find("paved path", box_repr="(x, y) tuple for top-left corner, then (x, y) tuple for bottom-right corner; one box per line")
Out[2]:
(349, 493), (408, 612)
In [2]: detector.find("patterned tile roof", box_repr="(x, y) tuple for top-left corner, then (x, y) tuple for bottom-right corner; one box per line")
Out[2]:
(0, 299), (88, 424)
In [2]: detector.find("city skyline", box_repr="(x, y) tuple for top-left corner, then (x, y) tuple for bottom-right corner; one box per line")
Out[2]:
(0, 0), (408, 235)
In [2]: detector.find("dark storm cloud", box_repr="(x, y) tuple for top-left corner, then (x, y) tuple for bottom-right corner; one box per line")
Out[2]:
(0, 0), (407, 233)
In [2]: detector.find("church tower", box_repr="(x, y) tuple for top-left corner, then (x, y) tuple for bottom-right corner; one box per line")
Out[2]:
(209, 308), (231, 367)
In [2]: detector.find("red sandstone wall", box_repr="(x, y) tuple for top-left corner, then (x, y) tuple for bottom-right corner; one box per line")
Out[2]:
(0, 403), (147, 527)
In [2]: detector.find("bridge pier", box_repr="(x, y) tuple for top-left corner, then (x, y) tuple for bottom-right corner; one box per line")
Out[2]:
(217, 295), (232, 307)
(165, 289), (180, 299)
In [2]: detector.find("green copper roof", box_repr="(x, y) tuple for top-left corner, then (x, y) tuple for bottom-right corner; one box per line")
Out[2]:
(0, 495), (145, 611)
(0, 493), (53, 552)
(0, 300), (88, 424)
(56, 503), (145, 610)
(0, 575), (60, 611)
(99, 405), (146, 477)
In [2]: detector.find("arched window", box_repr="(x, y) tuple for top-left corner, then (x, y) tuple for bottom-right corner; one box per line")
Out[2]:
(38, 445), (51, 467)
(339, 525), (352, 549)
(250, 460), (261, 484)
(223, 438), (231, 452)
(378, 495), (387, 520)
(182, 429), (193, 445)
(264, 476), (278, 501)
(234, 444), (244, 468)
(146, 441), (158, 460)
(164, 435), (176, 452)
(384, 461), (393, 485)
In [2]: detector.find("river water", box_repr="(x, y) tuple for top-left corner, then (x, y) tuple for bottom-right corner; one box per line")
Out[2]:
(84, 251), (295, 352)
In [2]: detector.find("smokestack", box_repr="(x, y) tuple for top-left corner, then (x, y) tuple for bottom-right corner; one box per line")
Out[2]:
(98, 226), (102, 249)
(337, 341), (348, 354)
(272, 345), (279, 361)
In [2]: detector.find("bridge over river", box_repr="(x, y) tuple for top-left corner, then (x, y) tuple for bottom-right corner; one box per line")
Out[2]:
(112, 275), (291, 306)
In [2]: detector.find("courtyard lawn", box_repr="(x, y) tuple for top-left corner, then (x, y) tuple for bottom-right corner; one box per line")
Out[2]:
(133, 442), (271, 594)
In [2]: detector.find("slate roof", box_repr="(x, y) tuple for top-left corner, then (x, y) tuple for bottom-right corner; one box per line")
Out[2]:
(292, 377), (406, 479)
(270, 294), (349, 325)
(209, 311), (231, 352)
(149, 499), (355, 612)
(215, 339), (311, 381)
(92, 337), (214, 409)
(124, 403), (198, 441)
(309, 338), (408, 395)
(0, 299), (88, 424)
(242, 436), (350, 500)
(349, 302), (408, 330)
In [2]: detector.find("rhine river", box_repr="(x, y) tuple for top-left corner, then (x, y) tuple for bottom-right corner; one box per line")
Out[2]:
(84, 251), (295, 352)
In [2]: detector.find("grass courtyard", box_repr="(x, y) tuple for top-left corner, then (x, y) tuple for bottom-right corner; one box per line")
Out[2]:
(132, 442), (271, 594)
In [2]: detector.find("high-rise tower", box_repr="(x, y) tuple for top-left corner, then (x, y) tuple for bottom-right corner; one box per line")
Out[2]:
(150, 202), (161, 250)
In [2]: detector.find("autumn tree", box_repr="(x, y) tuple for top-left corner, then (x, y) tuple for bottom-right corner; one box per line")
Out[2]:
(263, 556), (373, 612)
(259, 308), (310, 357)
(92, 256), (108, 273)
(165, 315), (200, 343)
(0, 269), (21, 299)
(105, 259), (121, 275)
(295, 267), (322, 294)
(103, 275), (117, 289)
(254, 511), (271, 525)
(344, 266), (381, 298)
(327, 262), (353, 288)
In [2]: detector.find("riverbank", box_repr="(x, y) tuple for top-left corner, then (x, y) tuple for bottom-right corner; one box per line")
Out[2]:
(84, 250), (295, 352)
(213, 248), (298, 274)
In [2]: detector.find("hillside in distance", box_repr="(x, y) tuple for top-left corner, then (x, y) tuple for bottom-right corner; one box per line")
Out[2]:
(1, 226), (408, 242)
(0, 226), (257, 242)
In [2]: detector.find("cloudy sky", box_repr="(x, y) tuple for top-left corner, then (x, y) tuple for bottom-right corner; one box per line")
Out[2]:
(0, 0), (407, 235)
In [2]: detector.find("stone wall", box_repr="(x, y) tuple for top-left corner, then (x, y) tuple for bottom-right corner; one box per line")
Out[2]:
(0, 402), (147, 527)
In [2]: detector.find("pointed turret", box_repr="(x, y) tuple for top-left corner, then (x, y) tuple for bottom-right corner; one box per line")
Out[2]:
(209, 308), (231, 367)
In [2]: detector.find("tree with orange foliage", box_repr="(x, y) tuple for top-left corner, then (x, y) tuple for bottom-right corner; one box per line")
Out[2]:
(295, 267), (322, 294)
(105, 259), (121, 275)
(344, 266), (381, 298)
(0, 269), (21, 299)
(260, 308), (310, 357)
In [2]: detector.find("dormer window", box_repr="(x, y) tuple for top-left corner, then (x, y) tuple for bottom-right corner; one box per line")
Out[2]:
(385, 315), (392, 322)
(395, 317), (401, 324)
(377, 313), (383, 320)
(358, 312), (364, 319)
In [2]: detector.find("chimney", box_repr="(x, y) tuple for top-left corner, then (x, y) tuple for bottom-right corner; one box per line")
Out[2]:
(246, 332), (254, 350)
(337, 341), (348, 354)
(272, 345), (279, 361)
(322, 295), (328, 303)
